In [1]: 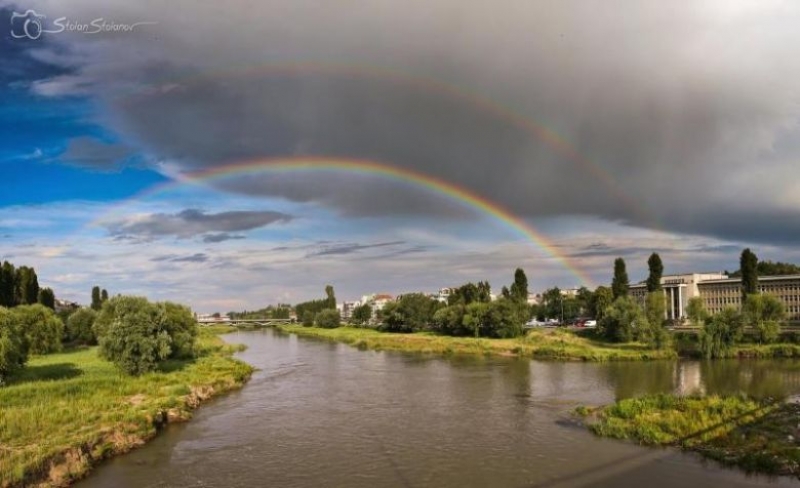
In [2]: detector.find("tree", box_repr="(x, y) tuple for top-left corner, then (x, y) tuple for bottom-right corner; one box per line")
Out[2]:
(599, 296), (645, 343)
(509, 268), (529, 304)
(699, 307), (744, 358)
(94, 296), (172, 375)
(686, 297), (708, 327)
(482, 299), (524, 338)
(301, 310), (315, 327)
(11, 304), (63, 355)
(350, 303), (373, 326)
(592, 286), (613, 321)
(0, 261), (15, 307)
(325, 285), (336, 309)
(37, 287), (55, 310)
(448, 281), (492, 306)
(91, 286), (102, 311)
(380, 294), (440, 333)
(101, 289), (109, 303)
(640, 292), (670, 349)
(159, 301), (198, 358)
(431, 304), (467, 336)
(611, 258), (629, 300)
(66, 308), (97, 345)
(0, 307), (27, 384)
(646, 253), (664, 292)
(315, 309), (341, 329)
(14, 266), (39, 305)
(742, 294), (785, 344)
(740, 248), (759, 300)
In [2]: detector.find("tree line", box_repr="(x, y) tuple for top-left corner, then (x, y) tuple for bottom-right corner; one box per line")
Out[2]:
(0, 260), (55, 310)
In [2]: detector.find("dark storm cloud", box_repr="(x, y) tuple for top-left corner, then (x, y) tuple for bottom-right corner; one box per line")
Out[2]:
(20, 0), (800, 243)
(105, 208), (292, 240)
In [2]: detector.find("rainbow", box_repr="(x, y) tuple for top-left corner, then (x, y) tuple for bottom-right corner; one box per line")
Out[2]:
(118, 62), (657, 228)
(90, 157), (596, 288)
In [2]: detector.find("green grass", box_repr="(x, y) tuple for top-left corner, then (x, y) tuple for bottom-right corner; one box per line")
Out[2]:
(578, 394), (800, 477)
(276, 325), (677, 361)
(0, 327), (252, 488)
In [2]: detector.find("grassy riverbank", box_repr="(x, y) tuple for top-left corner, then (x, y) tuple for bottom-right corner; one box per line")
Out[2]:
(0, 326), (252, 488)
(277, 325), (677, 361)
(577, 394), (800, 477)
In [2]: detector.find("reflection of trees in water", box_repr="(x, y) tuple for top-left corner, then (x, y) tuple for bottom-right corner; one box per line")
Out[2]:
(605, 361), (677, 401)
(699, 360), (796, 400)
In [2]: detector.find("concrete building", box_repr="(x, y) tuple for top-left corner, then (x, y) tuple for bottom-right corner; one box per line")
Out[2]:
(629, 272), (800, 322)
(697, 275), (800, 321)
(339, 301), (360, 320)
(629, 272), (727, 321)
(436, 287), (457, 303)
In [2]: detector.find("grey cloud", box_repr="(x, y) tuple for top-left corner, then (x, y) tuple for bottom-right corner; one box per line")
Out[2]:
(22, 0), (800, 243)
(307, 240), (406, 257)
(151, 253), (209, 263)
(203, 233), (246, 243)
(105, 208), (292, 240)
(57, 137), (135, 172)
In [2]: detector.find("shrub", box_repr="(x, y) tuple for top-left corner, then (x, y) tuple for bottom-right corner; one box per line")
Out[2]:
(742, 294), (785, 344)
(301, 310), (315, 327)
(699, 307), (744, 358)
(315, 309), (341, 329)
(66, 307), (97, 345)
(94, 296), (172, 375)
(0, 307), (27, 384)
(11, 304), (64, 355)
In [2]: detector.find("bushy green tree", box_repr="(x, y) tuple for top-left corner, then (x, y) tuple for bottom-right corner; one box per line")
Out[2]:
(350, 303), (372, 326)
(0, 307), (28, 384)
(640, 292), (670, 349)
(12, 304), (63, 355)
(447, 281), (491, 306)
(159, 301), (198, 358)
(742, 294), (785, 344)
(66, 307), (97, 345)
(94, 296), (172, 375)
(699, 307), (744, 358)
(315, 309), (341, 328)
(482, 299), (524, 338)
(380, 294), (439, 333)
(301, 310), (315, 327)
(611, 258), (630, 300)
(101, 289), (109, 303)
(431, 304), (467, 336)
(686, 297), (708, 327)
(592, 286), (613, 321)
(599, 296), (644, 342)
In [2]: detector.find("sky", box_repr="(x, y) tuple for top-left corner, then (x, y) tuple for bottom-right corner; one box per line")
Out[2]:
(1, 0), (800, 312)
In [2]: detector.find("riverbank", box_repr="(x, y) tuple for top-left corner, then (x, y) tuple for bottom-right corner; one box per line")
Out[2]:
(577, 394), (800, 478)
(276, 325), (678, 361)
(0, 326), (253, 488)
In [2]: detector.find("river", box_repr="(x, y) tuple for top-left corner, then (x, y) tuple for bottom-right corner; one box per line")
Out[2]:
(78, 329), (800, 487)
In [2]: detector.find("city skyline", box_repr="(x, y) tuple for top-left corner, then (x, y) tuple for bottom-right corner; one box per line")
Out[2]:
(3, 1), (800, 312)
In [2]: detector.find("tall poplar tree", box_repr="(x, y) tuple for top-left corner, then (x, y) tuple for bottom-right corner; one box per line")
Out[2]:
(646, 253), (664, 292)
(740, 248), (759, 300)
(611, 258), (629, 300)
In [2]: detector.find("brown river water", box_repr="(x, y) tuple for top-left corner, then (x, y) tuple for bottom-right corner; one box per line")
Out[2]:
(78, 329), (800, 488)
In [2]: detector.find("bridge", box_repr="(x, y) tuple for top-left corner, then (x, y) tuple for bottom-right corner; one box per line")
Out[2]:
(196, 318), (295, 327)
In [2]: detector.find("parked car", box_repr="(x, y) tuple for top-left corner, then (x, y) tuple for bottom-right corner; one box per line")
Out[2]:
(584, 319), (597, 328)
